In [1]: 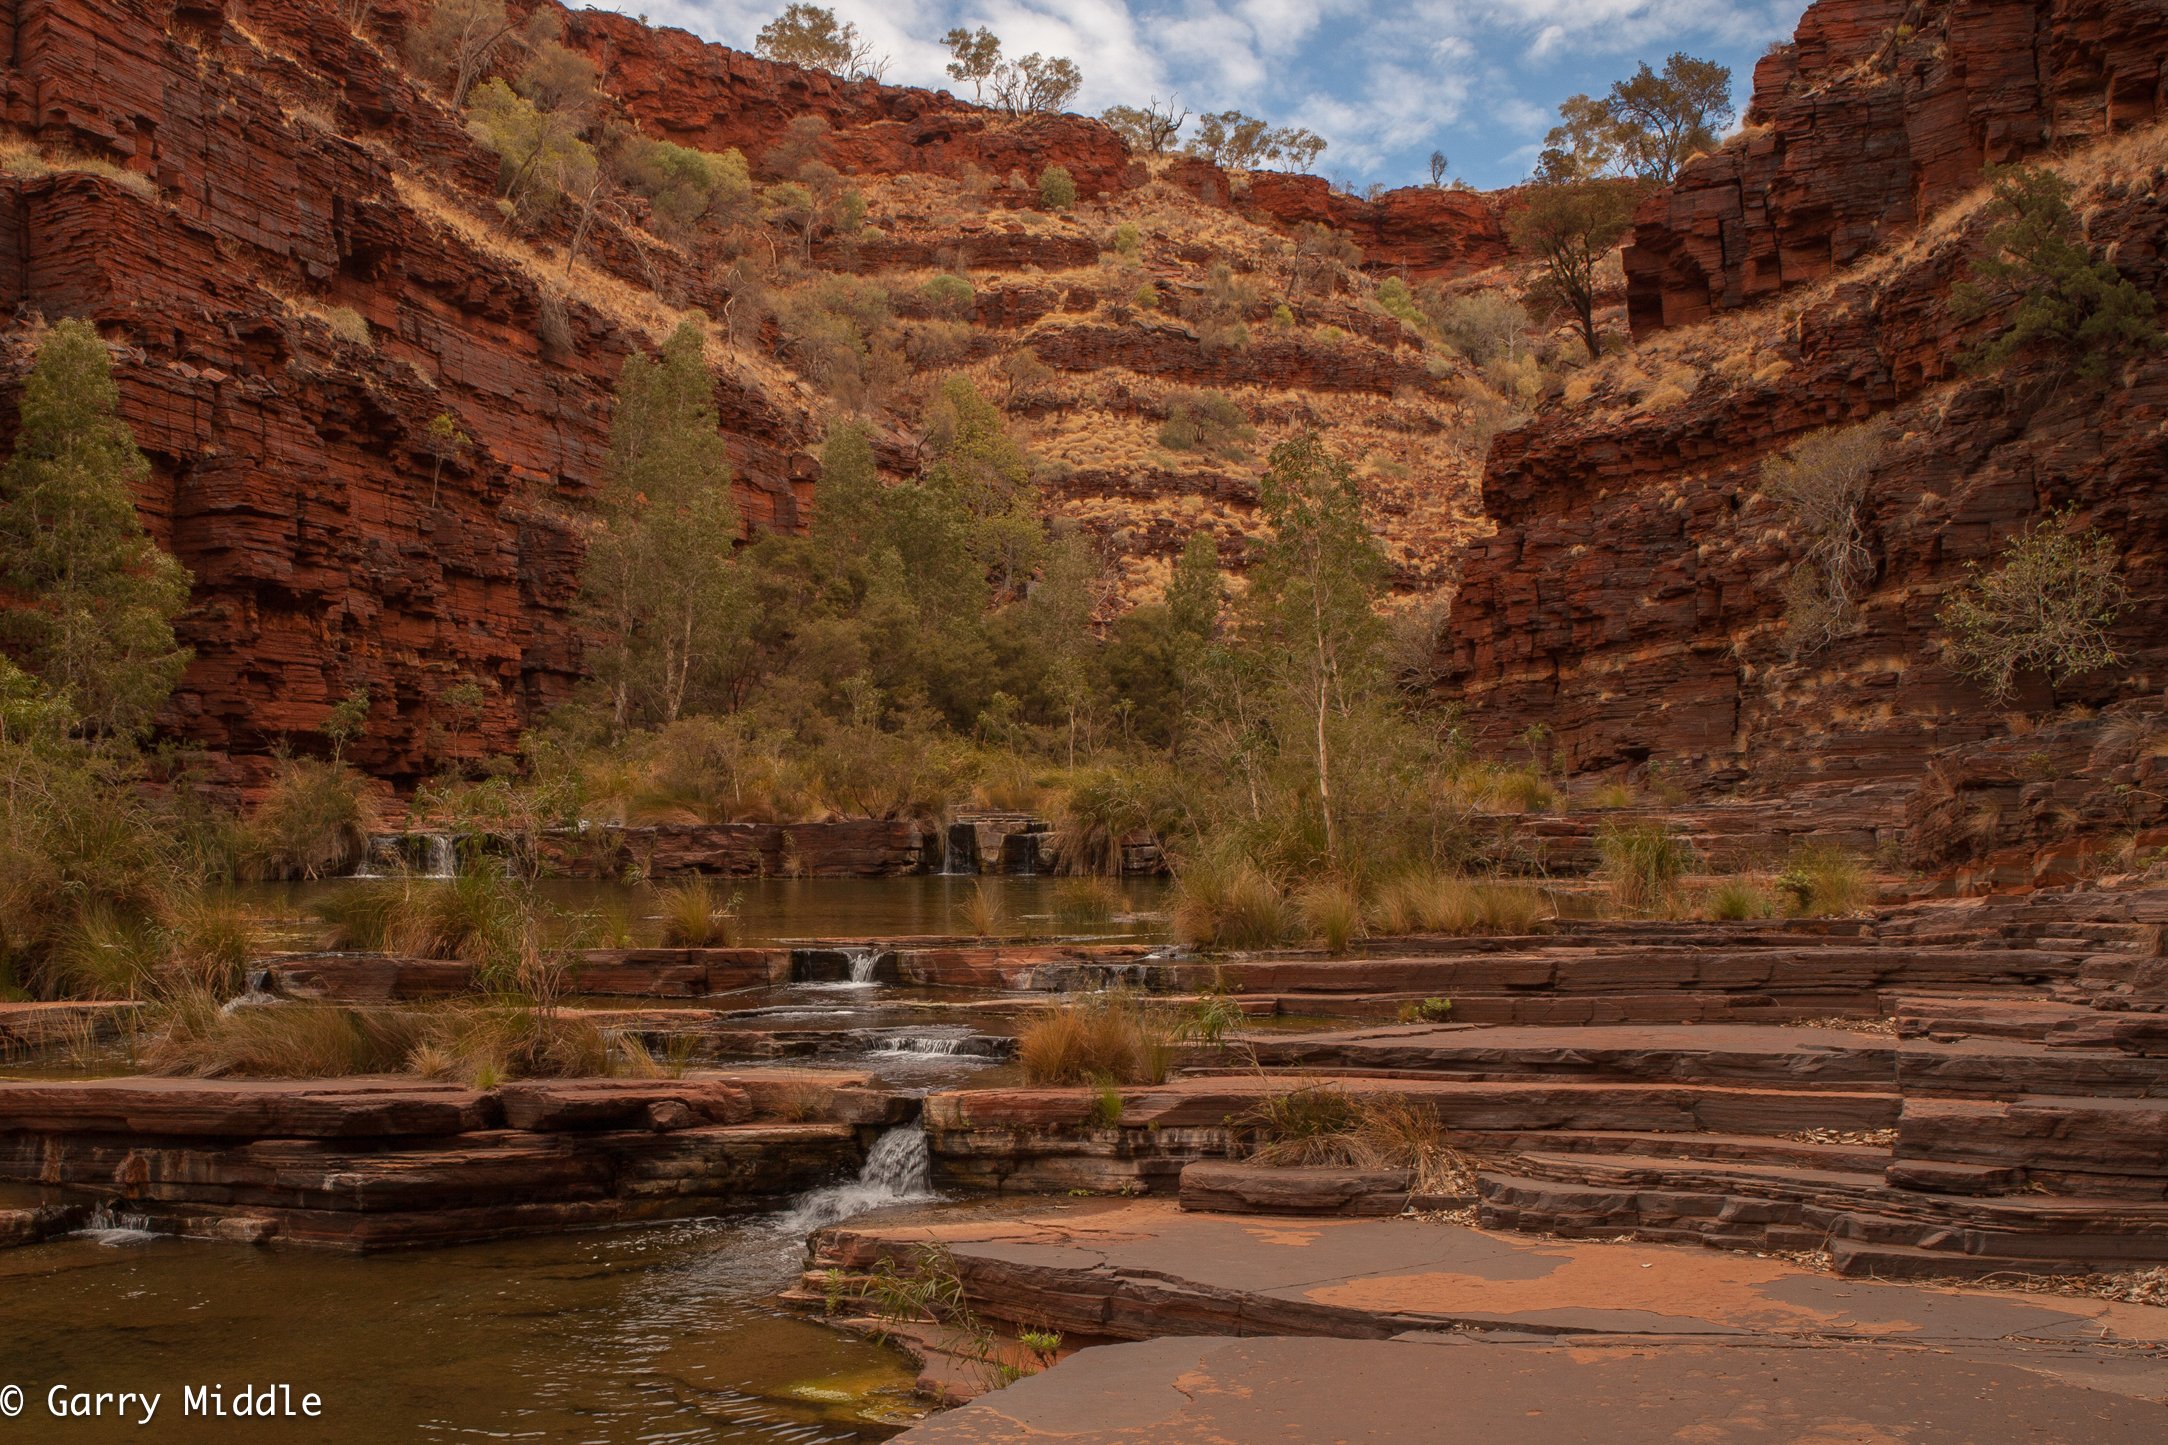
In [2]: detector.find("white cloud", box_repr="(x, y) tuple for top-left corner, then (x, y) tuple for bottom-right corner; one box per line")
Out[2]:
(592, 1), (1806, 185)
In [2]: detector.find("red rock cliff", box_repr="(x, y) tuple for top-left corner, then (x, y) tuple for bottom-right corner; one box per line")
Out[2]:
(1625, 0), (2168, 335)
(1441, 0), (2168, 799)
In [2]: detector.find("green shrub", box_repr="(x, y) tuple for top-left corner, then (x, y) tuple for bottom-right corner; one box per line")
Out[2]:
(920, 272), (976, 318)
(1955, 165), (2161, 382)
(1111, 222), (1140, 255)
(1938, 510), (2128, 699)
(1397, 997), (1452, 1023)
(1375, 276), (1423, 327)
(1037, 164), (1076, 211)
(1156, 391), (1255, 459)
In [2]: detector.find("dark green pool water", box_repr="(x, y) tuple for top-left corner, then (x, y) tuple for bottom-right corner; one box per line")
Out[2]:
(0, 1218), (924, 1442)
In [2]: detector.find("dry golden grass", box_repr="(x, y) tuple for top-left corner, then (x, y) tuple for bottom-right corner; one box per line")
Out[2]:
(1015, 991), (1170, 1085)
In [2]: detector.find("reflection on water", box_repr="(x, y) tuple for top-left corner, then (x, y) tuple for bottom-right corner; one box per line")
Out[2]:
(242, 875), (1170, 948)
(0, 1219), (923, 1443)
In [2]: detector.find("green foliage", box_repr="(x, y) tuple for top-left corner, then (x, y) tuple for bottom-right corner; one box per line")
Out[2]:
(0, 319), (192, 741)
(1157, 390), (1255, 459)
(1037, 164), (1076, 211)
(617, 140), (752, 236)
(988, 53), (1083, 117)
(1704, 877), (1777, 921)
(1099, 99), (1186, 155)
(920, 272), (975, 318)
(1111, 222), (1141, 255)
(1186, 111), (1327, 172)
(657, 878), (737, 945)
(1428, 291), (1530, 370)
(942, 25), (1002, 100)
(1510, 177), (1643, 358)
(578, 320), (748, 731)
(1374, 276), (1423, 327)
(1955, 165), (2161, 382)
(755, 4), (875, 77)
(1397, 997), (1453, 1023)
(464, 76), (595, 225)
(1542, 53), (1733, 183)
(1937, 510), (2128, 699)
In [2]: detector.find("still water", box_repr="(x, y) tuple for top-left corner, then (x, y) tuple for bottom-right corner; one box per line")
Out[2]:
(243, 874), (1171, 948)
(0, 1217), (923, 1443)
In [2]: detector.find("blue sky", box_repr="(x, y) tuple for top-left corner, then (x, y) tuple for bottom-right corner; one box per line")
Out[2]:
(595, 1), (1809, 189)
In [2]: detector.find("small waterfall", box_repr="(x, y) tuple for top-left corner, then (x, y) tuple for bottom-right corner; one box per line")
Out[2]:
(939, 822), (978, 876)
(422, 833), (457, 878)
(79, 1202), (158, 1246)
(775, 1124), (934, 1233)
(875, 1035), (970, 1056)
(845, 947), (880, 985)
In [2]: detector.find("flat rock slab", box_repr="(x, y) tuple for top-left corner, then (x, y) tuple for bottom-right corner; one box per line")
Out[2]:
(819, 1199), (2168, 1350)
(892, 1332), (2168, 1443)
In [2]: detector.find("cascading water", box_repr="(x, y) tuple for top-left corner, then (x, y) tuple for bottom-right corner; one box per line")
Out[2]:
(774, 1123), (934, 1233)
(845, 947), (881, 985)
(423, 833), (458, 879)
(78, 1202), (158, 1246)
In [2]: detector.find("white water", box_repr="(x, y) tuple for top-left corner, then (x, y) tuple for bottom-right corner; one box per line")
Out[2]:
(845, 947), (880, 985)
(872, 1035), (972, 1056)
(77, 1202), (159, 1247)
(774, 1124), (934, 1233)
(422, 834), (457, 879)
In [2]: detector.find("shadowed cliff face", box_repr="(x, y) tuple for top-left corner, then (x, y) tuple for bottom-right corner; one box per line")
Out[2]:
(1441, 0), (2168, 801)
(0, 0), (1514, 793)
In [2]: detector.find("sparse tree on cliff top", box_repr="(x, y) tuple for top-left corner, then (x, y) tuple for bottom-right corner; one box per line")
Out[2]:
(1545, 53), (1732, 184)
(0, 319), (191, 742)
(942, 25), (1002, 101)
(755, 5), (882, 80)
(989, 52), (1083, 117)
(1101, 97), (1189, 154)
(579, 320), (747, 730)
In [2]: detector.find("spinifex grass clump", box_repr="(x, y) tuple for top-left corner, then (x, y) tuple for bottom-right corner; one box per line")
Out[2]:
(147, 992), (616, 1082)
(956, 879), (1012, 938)
(1777, 843), (1871, 916)
(1596, 820), (1694, 914)
(1052, 875), (1125, 928)
(1016, 990), (1170, 1086)
(240, 756), (377, 880)
(310, 863), (529, 966)
(1294, 877), (1364, 955)
(1237, 1085), (1472, 1195)
(1702, 876), (1778, 921)
(1367, 873), (1551, 936)
(1170, 855), (1290, 951)
(657, 878), (737, 946)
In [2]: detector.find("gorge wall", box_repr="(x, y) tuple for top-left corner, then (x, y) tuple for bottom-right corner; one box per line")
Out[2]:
(0, 0), (1513, 792)
(1442, 0), (2168, 816)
